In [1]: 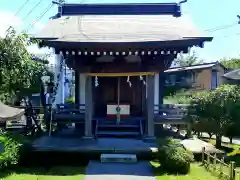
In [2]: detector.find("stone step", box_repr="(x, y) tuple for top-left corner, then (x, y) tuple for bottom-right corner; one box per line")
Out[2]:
(100, 153), (137, 163)
(96, 131), (140, 137)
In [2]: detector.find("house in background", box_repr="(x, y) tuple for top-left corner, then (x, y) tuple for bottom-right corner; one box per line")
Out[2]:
(164, 62), (227, 90)
(223, 69), (240, 85)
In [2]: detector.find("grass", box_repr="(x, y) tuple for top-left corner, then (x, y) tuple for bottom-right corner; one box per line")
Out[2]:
(0, 166), (85, 180)
(163, 90), (193, 104)
(151, 161), (218, 180)
(0, 135), (86, 180)
(204, 138), (240, 170)
(205, 138), (240, 150)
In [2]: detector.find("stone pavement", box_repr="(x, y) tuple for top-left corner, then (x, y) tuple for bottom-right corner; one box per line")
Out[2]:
(84, 160), (155, 180)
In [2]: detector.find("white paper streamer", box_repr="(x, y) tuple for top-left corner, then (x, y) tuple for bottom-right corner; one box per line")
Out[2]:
(95, 76), (99, 87)
(127, 76), (132, 87)
(140, 75), (146, 85)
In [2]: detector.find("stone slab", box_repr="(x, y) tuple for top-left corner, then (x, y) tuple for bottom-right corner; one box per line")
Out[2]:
(101, 153), (137, 163)
(84, 160), (155, 180)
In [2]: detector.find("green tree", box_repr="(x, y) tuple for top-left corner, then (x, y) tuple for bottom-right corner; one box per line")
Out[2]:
(0, 27), (48, 103)
(172, 50), (203, 67)
(188, 85), (240, 148)
(221, 57), (240, 69)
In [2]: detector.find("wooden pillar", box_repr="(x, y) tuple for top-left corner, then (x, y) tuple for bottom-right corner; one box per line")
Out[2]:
(84, 75), (93, 138)
(159, 72), (165, 105)
(75, 71), (80, 105)
(154, 73), (159, 113)
(145, 75), (155, 139)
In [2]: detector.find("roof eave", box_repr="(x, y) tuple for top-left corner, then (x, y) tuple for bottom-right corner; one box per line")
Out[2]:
(34, 37), (212, 49)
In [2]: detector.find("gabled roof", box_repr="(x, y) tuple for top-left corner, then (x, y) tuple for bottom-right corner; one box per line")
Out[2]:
(34, 3), (212, 49)
(223, 69), (240, 80)
(35, 15), (211, 44)
(164, 62), (224, 73)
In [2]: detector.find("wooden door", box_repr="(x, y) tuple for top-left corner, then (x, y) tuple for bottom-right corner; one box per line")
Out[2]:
(93, 76), (145, 117)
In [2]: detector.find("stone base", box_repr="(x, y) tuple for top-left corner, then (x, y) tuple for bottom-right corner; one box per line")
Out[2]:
(100, 153), (137, 163)
(143, 136), (156, 143)
(82, 136), (95, 140)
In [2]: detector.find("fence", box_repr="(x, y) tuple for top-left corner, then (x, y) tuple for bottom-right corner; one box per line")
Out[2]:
(202, 147), (240, 180)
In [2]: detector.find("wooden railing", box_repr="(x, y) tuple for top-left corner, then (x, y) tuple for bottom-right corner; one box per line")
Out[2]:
(56, 104), (85, 114)
(202, 147), (238, 180)
(53, 104), (85, 123)
(154, 104), (190, 124)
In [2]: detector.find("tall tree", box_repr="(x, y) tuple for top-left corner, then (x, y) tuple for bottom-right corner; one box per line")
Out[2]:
(220, 57), (240, 69)
(0, 27), (48, 103)
(188, 85), (240, 148)
(172, 50), (203, 67)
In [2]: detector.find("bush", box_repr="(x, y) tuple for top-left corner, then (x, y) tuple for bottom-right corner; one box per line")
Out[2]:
(0, 131), (29, 170)
(66, 96), (75, 104)
(157, 138), (194, 174)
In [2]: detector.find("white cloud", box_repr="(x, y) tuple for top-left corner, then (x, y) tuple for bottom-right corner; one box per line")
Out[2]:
(27, 21), (44, 35)
(0, 11), (22, 37)
(0, 11), (54, 61)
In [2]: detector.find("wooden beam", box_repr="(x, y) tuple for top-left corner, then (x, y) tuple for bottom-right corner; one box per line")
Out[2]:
(60, 3), (181, 17)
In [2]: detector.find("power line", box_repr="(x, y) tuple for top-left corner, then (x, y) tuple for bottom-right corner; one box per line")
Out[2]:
(221, 32), (240, 38)
(15, 0), (30, 16)
(25, 3), (53, 33)
(204, 23), (238, 33)
(203, 15), (240, 33)
(23, 0), (45, 21)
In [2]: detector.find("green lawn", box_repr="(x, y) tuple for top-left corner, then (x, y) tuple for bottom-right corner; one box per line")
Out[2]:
(202, 138), (240, 168)
(152, 162), (218, 180)
(0, 166), (85, 180)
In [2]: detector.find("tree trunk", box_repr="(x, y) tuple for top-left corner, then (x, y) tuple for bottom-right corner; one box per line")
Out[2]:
(216, 134), (222, 148)
(208, 133), (213, 139)
(197, 132), (200, 138)
(230, 137), (233, 144)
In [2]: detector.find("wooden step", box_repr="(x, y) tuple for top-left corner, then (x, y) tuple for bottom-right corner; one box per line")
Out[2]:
(96, 131), (140, 137)
(100, 153), (137, 163)
(98, 124), (139, 128)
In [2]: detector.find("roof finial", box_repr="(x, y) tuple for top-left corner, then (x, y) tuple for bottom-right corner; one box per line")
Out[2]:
(179, 0), (187, 4)
(52, 0), (64, 5)
(237, 15), (240, 24)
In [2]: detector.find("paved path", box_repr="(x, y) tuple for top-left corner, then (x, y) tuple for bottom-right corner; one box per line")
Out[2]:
(166, 126), (240, 145)
(84, 161), (155, 180)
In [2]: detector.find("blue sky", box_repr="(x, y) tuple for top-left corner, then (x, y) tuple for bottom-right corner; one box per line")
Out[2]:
(1, 0), (240, 62)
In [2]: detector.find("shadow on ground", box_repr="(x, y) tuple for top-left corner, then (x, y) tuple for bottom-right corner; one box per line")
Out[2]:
(151, 162), (188, 176)
(85, 161), (155, 177)
(0, 151), (89, 179)
(0, 166), (86, 179)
